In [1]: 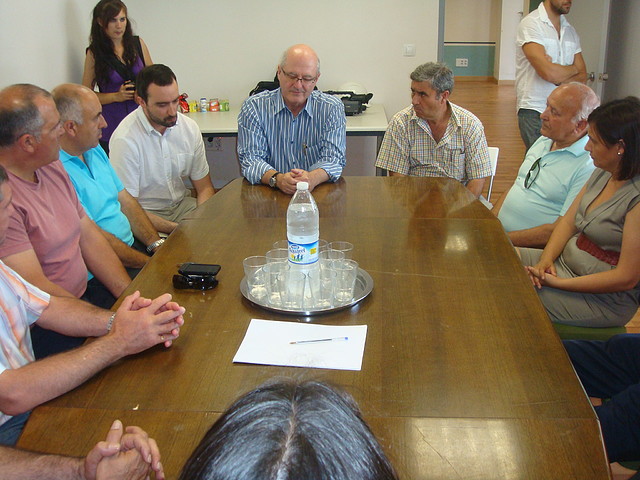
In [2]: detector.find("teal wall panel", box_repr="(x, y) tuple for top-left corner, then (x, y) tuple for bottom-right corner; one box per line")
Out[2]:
(529, 0), (541, 13)
(443, 44), (495, 77)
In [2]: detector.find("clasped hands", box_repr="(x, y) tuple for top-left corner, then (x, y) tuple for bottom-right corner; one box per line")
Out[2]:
(84, 419), (164, 480)
(277, 169), (317, 194)
(110, 291), (186, 352)
(525, 260), (558, 289)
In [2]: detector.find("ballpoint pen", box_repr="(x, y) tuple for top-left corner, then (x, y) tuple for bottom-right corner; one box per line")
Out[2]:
(290, 336), (348, 345)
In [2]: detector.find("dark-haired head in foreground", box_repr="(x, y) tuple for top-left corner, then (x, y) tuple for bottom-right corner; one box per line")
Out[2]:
(179, 380), (398, 480)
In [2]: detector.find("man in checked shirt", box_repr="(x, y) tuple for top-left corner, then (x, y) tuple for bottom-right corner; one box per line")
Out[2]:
(375, 62), (491, 198)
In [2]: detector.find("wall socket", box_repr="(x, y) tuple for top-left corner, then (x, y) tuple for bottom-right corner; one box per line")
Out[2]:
(455, 58), (469, 67)
(205, 136), (223, 151)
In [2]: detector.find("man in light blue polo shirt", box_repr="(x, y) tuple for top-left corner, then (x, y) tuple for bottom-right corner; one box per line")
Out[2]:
(493, 83), (599, 247)
(53, 84), (165, 269)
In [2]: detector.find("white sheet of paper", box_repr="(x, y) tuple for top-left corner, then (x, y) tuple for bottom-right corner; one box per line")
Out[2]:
(233, 319), (368, 371)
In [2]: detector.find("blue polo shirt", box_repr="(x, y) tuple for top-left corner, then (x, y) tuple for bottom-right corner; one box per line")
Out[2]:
(498, 135), (594, 232)
(60, 145), (134, 247)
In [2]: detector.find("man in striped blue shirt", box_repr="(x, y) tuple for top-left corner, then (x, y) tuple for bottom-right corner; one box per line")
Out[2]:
(238, 44), (346, 194)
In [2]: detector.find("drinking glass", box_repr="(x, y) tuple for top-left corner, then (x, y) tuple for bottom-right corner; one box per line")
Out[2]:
(333, 259), (359, 305)
(266, 248), (289, 264)
(308, 267), (336, 309)
(329, 241), (354, 259)
(319, 249), (345, 272)
(272, 239), (289, 250)
(264, 262), (290, 306)
(318, 239), (329, 253)
(278, 270), (306, 309)
(242, 256), (267, 301)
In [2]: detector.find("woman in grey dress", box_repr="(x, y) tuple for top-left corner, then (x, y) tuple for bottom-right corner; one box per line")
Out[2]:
(520, 97), (640, 327)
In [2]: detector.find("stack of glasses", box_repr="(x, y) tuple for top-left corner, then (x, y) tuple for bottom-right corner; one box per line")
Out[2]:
(242, 240), (359, 311)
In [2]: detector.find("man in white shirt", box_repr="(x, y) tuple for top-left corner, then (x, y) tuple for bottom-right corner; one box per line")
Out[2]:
(110, 64), (215, 226)
(516, 0), (587, 150)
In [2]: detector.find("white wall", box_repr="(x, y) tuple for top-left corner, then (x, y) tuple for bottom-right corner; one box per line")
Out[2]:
(496, 0), (522, 81)
(1, 0), (439, 122)
(0, 0), (440, 185)
(132, 0), (438, 121)
(603, 0), (640, 101)
(445, 0), (493, 42)
(0, 0), (93, 89)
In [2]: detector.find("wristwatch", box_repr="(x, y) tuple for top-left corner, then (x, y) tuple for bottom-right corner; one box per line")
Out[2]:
(269, 172), (281, 189)
(146, 238), (165, 254)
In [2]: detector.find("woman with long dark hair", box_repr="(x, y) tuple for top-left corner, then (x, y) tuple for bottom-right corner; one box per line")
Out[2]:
(521, 96), (640, 327)
(82, 0), (152, 152)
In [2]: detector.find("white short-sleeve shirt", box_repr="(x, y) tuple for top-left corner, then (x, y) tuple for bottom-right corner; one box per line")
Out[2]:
(109, 108), (209, 211)
(515, 2), (582, 113)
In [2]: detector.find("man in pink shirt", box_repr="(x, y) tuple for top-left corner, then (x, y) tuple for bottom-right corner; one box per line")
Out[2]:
(0, 84), (132, 357)
(0, 163), (185, 447)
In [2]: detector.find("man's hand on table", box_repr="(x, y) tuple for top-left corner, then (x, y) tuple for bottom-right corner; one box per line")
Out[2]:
(109, 291), (185, 351)
(84, 419), (164, 480)
(277, 168), (328, 194)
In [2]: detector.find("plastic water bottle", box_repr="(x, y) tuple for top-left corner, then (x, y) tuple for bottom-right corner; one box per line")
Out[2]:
(287, 182), (319, 272)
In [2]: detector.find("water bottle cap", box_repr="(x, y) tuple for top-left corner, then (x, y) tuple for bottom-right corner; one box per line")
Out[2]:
(296, 182), (309, 190)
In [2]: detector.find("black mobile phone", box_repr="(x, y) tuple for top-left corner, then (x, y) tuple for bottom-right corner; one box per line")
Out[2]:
(178, 263), (221, 277)
(172, 274), (218, 290)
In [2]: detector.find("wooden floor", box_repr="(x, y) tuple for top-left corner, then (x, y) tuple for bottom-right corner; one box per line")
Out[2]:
(449, 80), (525, 202)
(450, 80), (640, 332)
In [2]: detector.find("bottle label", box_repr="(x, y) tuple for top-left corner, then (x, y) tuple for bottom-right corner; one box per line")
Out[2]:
(288, 240), (319, 265)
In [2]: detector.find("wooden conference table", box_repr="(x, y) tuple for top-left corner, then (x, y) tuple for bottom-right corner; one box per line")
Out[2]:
(19, 177), (610, 479)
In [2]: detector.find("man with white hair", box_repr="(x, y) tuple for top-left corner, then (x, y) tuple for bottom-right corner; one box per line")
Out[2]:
(493, 83), (599, 247)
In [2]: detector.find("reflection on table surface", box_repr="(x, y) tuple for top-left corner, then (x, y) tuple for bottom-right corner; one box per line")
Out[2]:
(19, 177), (610, 479)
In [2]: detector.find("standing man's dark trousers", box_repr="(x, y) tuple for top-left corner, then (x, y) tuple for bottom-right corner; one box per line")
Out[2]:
(564, 334), (640, 462)
(517, 108), (542, 151)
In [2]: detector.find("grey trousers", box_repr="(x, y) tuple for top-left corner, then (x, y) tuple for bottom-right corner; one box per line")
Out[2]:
(519, 247), (637, 327)
(517, 108), (542, 151)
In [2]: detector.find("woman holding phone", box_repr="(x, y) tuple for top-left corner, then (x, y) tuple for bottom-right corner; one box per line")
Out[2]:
(82, 0), (153, 153)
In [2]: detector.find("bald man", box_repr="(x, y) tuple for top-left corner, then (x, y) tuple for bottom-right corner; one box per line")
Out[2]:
(238, 44), (346, 194)
(0, 84), (135, 358)
(492, 83), (599, 247)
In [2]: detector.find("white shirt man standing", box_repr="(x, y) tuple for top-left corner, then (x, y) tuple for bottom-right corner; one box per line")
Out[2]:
(516, 0), (587, 150)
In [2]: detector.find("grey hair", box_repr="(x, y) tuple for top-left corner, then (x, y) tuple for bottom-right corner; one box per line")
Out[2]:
(52, 86), (84, 125)
(410, 62), (454, 96)
(0, 84), (50, 147)
(279, 46), (321, 75)
(567, 82), (600, 122)
(0, 164), (7, 188)
(0, 164), (7, 202)
(179, 380), (398, 480)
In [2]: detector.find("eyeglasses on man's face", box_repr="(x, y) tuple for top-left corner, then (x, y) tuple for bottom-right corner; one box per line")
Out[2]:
(280, 68), (318, 85)
(524, 157), (542, 189)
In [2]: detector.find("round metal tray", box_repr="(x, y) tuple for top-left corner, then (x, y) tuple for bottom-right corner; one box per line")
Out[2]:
(240, 268), (373, 316)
